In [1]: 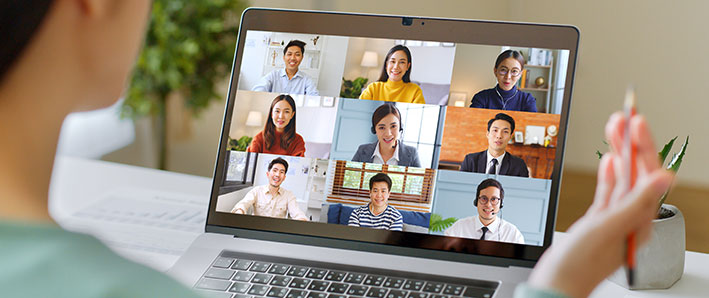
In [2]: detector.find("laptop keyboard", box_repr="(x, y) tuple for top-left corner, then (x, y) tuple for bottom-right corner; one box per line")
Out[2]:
(194, 251), (497, 298)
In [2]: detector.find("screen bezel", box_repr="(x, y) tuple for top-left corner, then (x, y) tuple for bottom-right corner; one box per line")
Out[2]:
(206, 8), (579, 267)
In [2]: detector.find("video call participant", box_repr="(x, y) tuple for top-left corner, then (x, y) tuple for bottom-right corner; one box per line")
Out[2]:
(470, 50), (537, 112)
(248, 94), (306, 156)
(445, 178), (524, 244)
(352, 103), (421, 167)
(359, 45), (425, 104)
(348, 173), (403, 231)
(252, 39), (319, 95)
(231, 157), (308, 220)
(460, 113), (530, 177)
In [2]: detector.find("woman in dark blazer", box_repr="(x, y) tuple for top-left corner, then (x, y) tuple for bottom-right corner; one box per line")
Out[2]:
(352, 103), (421, 167)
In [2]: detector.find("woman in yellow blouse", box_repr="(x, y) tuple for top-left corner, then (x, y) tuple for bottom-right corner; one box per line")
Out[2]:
(359, 45), (425, 104)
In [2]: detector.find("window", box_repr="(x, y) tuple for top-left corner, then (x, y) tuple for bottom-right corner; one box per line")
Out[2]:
(332, 160), (435, 203)
(398, 104), (441, 168)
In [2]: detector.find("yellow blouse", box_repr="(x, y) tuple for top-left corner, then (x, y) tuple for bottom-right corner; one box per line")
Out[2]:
(359, 80), (426, 104)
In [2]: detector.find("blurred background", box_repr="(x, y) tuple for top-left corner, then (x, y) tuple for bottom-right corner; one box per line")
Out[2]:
(56, 0), (709, 252)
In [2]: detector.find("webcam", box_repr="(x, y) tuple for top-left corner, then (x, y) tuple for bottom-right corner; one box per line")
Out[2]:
(402, 17), (413, 26)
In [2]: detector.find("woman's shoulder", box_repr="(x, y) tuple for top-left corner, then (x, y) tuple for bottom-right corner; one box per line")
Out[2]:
(474, 87), (496, 97)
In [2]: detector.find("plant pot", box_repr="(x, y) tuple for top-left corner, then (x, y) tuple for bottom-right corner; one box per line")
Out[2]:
(608, 204), (685, 290)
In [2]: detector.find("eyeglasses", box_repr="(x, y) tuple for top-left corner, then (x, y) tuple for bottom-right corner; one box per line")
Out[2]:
(496, 68), (521, 77)
(477, 196), (501, 205)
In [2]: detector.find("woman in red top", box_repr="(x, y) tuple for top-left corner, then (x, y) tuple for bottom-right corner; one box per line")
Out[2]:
(248, 94), (306, 156)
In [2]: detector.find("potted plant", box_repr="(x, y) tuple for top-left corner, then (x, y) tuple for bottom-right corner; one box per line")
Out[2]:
(340, 77), (369, 98)
(428, 213), (458, 233)
(122, 0), (247, 170)
(605, 136), (689, 289)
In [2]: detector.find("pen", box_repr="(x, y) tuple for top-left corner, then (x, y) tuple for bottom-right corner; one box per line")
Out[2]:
(624, 86), (637, 287)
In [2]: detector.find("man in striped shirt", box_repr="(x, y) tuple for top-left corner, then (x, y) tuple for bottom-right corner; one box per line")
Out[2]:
(348, 173), (403, 231)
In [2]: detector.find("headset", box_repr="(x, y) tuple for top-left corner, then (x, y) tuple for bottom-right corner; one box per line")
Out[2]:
(370, 103), (404, 135)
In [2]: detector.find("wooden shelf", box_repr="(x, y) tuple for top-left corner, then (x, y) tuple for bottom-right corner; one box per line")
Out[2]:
(520, 87), (549, 92)
(524, 64), (552, 69)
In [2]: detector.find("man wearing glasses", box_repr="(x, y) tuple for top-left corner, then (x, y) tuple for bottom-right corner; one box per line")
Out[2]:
(444, 178), (525, 244)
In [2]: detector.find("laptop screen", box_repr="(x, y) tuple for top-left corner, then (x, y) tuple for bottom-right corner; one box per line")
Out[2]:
(207, 9), (578, 265)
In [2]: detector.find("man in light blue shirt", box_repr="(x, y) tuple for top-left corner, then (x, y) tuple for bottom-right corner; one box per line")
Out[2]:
(253, 40), (320, 95)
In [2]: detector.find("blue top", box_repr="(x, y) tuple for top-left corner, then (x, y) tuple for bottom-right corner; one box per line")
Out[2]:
(252, 69), (320, 96)
(348, 204), (403, 231)
(470, 85), (537, 112)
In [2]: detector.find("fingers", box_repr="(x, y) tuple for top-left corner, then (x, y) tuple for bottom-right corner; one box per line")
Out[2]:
(605, 112), (625, 156)
(631, 115), (661, 175)
(589, 153), (617, 213)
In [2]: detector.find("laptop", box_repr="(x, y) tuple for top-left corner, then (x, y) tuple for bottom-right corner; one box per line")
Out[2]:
(168, 8), (579, 298)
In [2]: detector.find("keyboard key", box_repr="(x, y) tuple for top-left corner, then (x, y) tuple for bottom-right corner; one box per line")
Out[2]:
(308, 280), (330, 292)
(366, 287), (388, 298)
(196, 278), (232, 291)
(383, 278), (404, 288)
(344, 273), (366, 284)
(205, 268), (236, 280)
(289, 278), (310, 289)
(286, 289), (307, 298)
(326, 282), (349, 294)
(387, 290), (408, 298)
(229, 282), (251, 294)
(270, 276), (293, 287)
(213, 257), (236, 268)
(407, 292), (428, 298)
(442, 285), (463, 296)
(422, 282), (444, 293)
(235, 295), (253, 298)
(287, 266), (309, 277)
(234, 271), (256, 282)
(308, 292), (327, 298)
(232, 260), (254, 270)
(324, 271), (346, 281)
(347, 285), (369, 296)
(327, 295), (347, 298)
(402, 281), (424, 291)
(306, 269), (327, 279)
(250, 262), (272, 272)
(248, 285), (270, 296)
(269, 264), (290, 275)
(461, 287), (494, 298)
(252, 273), (274, 284)
(430, 295), (447, 298)
(198, 290), (235, 298)
(267, 287), (289, 298)
(363, 275), (385, 286)
(307, 293), (327, 298)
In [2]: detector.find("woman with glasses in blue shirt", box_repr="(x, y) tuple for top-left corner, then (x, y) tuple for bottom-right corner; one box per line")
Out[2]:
(470, 50), (537, 112)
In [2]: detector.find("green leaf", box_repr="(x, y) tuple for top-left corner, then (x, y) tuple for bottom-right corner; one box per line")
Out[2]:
(428, 213), (458, 233)
(658, 136), (677, 165)
(667, 136), (689, 172)
(595, 150), (603, 160)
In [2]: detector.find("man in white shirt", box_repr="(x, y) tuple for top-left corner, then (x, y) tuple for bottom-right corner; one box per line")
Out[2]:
(252, 40), (320, 96)
(231, 157), (308, 221)
(459, 113), (529, 177)
(445, 178), (524, 244)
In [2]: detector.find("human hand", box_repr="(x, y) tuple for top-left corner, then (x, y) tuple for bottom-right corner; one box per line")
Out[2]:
(527, 113), (674, 298)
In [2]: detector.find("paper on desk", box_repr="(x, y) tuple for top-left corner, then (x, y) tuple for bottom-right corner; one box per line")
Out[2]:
(56, 187), (208, 272)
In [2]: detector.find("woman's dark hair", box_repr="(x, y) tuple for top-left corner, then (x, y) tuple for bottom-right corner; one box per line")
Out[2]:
(283, 40), (306, 55)
(377, 45), (412, 83)
(268, 157), (289, 173)
(494, 50), (526, 70)
(0, 1), (54, 82)
(371, 103), (402, 134)
(264, 94), (297, 150)
(369, 173), (392, 191)
(487, 112), (516, 133)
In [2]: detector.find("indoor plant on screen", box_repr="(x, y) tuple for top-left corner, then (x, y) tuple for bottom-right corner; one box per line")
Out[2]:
(122, 0), (247, 170)
(602, 136), (689, 289)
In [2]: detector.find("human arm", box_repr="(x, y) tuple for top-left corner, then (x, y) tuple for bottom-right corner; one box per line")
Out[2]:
(469, 92), (486, 108)
(411, 85), (425, 104)
(289, 134), (306, 157)
(522, 113), (674, 298)
(524, 94), (538, 112)
(359, 83), (373, 99)
(230, 188), (258, 214)
(347, 209), (360, 227)
(252, 72), (274, 92)
(286, 194), (308, 221)
(247, 132), (263, 153)
(304, 77), (319, 96)
(390, 211), (403, 231)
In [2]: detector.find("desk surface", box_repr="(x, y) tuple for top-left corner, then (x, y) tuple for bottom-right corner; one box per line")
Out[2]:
(49, 156), (709, 297)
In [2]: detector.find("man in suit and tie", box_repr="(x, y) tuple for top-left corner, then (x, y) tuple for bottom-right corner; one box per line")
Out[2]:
(459, 113), (529, 177)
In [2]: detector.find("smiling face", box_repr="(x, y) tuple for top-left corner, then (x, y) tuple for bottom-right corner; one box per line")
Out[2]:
(283, 45), (303, 73)
(271, 100), (294, 132)
(266, 163), (287, 188)
(477, 186), (501, 223)
(375, 113), (400, 148)
(494, 57), (523, 91)
(486, 119), (512, 155)
(386, 50), (410, 82)
(369, 181), (391, 209)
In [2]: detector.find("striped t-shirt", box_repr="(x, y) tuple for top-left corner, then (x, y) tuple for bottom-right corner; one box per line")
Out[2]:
(347, 204), (403, 231)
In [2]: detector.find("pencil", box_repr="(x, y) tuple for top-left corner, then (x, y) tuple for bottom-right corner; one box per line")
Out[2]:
(624, 86), (637, 287)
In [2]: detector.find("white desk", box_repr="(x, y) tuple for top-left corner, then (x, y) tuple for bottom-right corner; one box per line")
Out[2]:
(49, 156), (708, 297)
